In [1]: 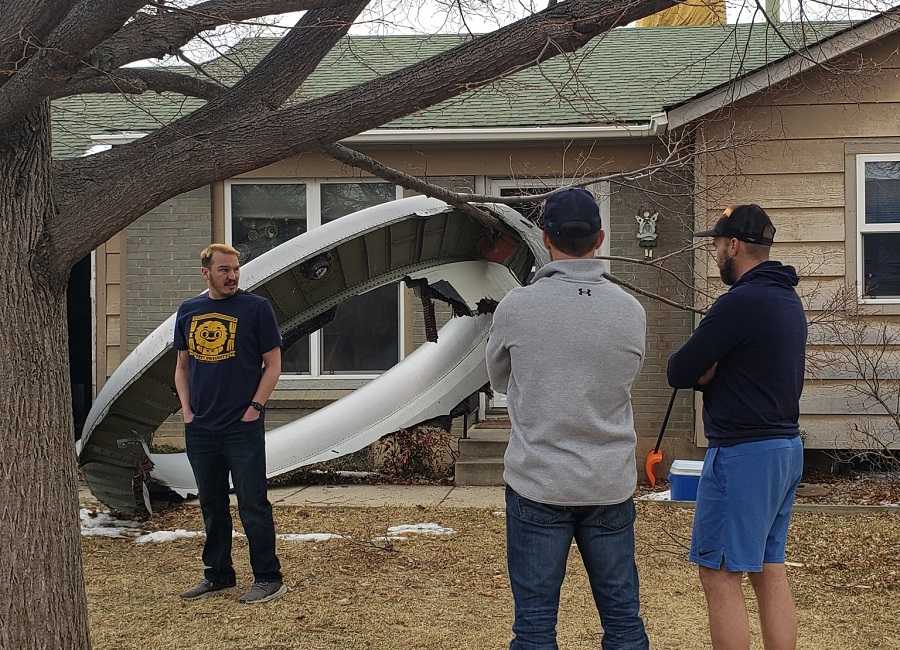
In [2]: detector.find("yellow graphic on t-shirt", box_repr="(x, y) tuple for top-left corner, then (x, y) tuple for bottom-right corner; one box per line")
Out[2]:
(188, 313), (238, 362)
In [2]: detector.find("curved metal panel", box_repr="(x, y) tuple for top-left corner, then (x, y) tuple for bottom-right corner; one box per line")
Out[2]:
(79, 197), (547, 514)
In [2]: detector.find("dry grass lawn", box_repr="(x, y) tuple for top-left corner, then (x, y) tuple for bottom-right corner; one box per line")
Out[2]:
(83, 503), (899, 649)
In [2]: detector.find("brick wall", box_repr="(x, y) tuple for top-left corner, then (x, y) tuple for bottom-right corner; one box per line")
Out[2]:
(126, 187), (211, 351)
(608, 170), (702, 468)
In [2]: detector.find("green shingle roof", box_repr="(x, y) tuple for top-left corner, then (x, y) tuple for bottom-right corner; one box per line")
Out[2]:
(52, 21), (855, 158)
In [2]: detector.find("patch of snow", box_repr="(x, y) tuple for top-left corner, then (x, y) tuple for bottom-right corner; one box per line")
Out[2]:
(387, 523), (456, 536)
(81, 527), (133, 538)
(492, 510), (505, 517)
(80, 508), (143, 538)
(278, 533), (344, 542)
(638, 490), (672, 502)
(80, 508), (140, 529)
(135, 529), (204, 544)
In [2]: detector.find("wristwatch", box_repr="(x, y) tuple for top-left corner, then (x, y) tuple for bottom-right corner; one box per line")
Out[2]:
(250, 401), (265, 414)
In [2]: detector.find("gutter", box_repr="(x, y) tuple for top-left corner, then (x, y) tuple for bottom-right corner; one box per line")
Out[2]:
(83, 121), (667, 158)
(341, 123), (662, 144)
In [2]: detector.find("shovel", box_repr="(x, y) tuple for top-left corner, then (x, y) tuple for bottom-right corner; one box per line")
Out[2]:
(645, 388), (678, 488)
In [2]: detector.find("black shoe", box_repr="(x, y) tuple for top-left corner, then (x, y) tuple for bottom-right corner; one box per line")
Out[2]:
(179, 578), (235, 600)
(239, 581), (288, 604)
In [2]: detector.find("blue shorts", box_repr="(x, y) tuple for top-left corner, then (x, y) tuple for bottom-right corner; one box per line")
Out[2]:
(689, 437), (803, 573)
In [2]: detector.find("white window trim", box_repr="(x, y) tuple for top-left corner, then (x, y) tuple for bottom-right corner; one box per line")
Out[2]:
(855, 154), (900, 305)
(224, 177), (406, 381)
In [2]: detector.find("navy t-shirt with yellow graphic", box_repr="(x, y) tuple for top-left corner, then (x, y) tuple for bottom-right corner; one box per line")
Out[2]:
(174, 290), (282, 433)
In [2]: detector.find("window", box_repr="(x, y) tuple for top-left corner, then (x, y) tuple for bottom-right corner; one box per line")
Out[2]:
(225, 179), (404, 378)
(856, 156), (900, 303)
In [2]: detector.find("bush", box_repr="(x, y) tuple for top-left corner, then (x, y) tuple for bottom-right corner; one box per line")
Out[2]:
(379, 423), (458, 480)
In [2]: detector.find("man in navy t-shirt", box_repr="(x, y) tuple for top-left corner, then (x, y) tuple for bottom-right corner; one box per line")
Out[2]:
(174, 243), (285, 605)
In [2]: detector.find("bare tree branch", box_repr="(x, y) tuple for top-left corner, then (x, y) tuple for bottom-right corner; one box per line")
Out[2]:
(603, 272), (708, 316)
(92, 0), (354, 71)
(322, 142), (499, 228)
(52, 0), (678, 272)
(0, 1), (147, 129)
(170, 0), (370, 136)
(51, 68), (227, 101)
(228, 1), (369, 110)
(441, 154), (693, 204)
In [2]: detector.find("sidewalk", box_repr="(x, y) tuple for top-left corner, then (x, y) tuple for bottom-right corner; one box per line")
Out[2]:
(85, 482), (900, 513)
(186, 485), (507, 509)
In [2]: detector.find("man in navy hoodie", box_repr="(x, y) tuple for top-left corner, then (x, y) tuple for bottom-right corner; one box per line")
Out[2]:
(668, 204), (807, 650)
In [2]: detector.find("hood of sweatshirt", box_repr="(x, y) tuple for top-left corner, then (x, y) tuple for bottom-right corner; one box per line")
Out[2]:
(531, 259), (607, 284)
(733, 260), (799, 290)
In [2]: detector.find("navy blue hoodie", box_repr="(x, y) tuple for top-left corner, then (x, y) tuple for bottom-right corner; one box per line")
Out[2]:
(667, 261), (807, 446)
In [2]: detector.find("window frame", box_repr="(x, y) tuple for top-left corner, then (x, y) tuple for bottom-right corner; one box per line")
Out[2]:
(224, 177), (406, 381)
(854, 153), (900, 306)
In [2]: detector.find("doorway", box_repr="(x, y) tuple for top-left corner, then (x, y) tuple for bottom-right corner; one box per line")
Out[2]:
(68, 255), (92, 439)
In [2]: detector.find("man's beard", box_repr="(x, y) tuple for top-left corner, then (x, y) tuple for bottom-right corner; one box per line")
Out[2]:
(211, 279), (238, 295)
(719, 253), (738, 286)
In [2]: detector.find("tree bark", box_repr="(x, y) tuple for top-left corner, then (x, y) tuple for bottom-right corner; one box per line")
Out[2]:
(0, 103), (90, 649)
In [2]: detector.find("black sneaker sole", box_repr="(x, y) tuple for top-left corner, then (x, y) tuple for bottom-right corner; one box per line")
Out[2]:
(239, 584), (288, 605)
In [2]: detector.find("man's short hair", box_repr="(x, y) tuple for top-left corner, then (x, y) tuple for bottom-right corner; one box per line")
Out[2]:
(743, 241), (771, 260)
(547, 230), (601, 257)
(200, 243), (240, 268)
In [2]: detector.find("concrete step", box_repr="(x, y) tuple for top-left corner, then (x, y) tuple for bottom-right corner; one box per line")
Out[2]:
(454, 458), (505, 486)
(458, 429), (509, 459)
(475, 417), (511, 429)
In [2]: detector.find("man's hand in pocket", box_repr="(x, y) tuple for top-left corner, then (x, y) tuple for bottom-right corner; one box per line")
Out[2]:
(241, 406), (261, 422)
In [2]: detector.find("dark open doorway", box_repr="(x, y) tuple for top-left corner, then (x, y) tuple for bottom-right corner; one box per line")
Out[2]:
(69, 255), (92, 439)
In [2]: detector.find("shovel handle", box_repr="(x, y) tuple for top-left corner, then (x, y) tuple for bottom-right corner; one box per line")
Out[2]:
(652, 389), (679, 454)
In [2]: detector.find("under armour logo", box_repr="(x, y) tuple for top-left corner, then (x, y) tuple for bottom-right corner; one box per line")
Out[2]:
(578, 288), (592, 296)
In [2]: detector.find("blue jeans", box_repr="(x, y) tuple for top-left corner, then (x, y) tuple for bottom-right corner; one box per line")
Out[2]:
(185, 425), (281, 584)
(506, 487), (649, 650)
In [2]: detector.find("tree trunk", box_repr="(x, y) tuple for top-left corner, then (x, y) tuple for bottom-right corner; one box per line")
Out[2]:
(0, 103), (91, 649)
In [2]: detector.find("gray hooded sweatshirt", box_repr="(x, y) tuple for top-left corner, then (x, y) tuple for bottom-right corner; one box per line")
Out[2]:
(486, 259), (646, 506)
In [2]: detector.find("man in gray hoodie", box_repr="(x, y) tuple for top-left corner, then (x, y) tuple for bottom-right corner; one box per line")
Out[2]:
(486, 188), (649, 650)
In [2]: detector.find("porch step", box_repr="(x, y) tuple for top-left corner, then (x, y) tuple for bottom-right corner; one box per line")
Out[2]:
(455, 421), (509, 486)
(454, 458), (506, 486)
(458, 429), (509, 459)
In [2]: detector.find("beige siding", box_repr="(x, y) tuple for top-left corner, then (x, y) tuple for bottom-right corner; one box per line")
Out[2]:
(95, 233), (125, 388)
(239, 143), (655, 181)
(694, 35), (900, 449)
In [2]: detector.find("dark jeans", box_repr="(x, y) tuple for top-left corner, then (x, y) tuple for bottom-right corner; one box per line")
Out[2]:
(185, 425), (281, 584)
(505, 487), (649, 650)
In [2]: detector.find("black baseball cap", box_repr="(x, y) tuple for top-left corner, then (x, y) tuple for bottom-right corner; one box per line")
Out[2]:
(541, 188), (602, 237)
(694, 204), (776, 246)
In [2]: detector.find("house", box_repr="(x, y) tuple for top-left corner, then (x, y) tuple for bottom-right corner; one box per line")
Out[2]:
(59, 17), (899, 483)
